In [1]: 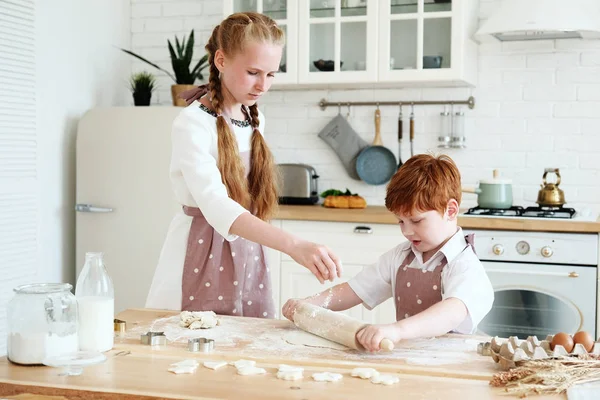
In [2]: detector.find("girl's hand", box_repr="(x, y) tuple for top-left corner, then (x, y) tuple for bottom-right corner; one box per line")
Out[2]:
(356, 323), (402, 352)
(282, 298), (304, 322)
(288, 240), (342, 284)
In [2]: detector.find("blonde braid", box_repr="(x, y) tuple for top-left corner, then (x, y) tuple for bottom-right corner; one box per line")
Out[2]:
(206, 25), (250, 209)
(248, 104), (279, 220)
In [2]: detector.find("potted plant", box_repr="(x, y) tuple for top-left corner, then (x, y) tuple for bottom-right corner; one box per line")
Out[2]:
(129, 71), (156, 106)
(120, 30), (209, 107)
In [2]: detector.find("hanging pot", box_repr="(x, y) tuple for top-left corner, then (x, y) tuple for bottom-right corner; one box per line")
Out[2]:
(133, 92), (152, 106)
(355, 108), (397, 185)
(462, 169), (513, 209)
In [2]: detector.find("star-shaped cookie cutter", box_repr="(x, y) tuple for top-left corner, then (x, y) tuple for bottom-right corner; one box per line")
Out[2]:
(188, 337), (214, 353)
(140, 331), (167, 346)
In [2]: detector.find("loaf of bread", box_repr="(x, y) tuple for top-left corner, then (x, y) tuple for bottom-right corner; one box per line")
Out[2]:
(323, 195), (367, 209)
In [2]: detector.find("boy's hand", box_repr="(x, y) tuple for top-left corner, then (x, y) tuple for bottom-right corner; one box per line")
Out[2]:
(282, 298), (304, 322)
(356, 323), (403, 352)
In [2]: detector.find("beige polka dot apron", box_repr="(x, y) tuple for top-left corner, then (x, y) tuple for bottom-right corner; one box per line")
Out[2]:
(180, 151), (275, 318)
(395, 234), (475, 321)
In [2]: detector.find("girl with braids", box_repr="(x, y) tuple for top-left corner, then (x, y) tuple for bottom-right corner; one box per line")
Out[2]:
(146, 12), (342, 317)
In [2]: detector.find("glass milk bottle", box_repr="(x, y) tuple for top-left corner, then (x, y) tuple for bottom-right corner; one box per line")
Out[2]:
(75, 252), (114, 352)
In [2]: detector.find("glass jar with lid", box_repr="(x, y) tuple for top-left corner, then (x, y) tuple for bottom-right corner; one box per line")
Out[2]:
(7, 283), (78, 365)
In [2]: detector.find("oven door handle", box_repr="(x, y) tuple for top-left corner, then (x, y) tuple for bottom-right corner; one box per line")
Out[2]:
(486, 269), (579, 278)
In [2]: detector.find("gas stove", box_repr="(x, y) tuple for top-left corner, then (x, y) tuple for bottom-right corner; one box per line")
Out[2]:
(463, 205), (577, 219)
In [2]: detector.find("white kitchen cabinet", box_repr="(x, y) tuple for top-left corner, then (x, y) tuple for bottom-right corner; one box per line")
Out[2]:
(223, 0), (477, 87)
(279, 261), (367, 321)
(272, 219), (405, 324)
(223, 0), (298, 85)
(297, 0), (379, 84)
(377, 0), (478, 86)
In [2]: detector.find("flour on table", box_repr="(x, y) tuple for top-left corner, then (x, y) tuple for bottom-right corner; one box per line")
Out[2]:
(203, 361), (228, 370)
(283, 330), (347, 350)
(312, 372), (343, 382)
(237, 365), (266, 376)
(180, 311), (220, 329)
(370, 374), (400, 385)
(351, 368), (379, 379)
(277, 364), (304, 381)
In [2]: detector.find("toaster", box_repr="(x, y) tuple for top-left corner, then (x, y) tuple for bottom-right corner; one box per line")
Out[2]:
(278, 163), (319, 205)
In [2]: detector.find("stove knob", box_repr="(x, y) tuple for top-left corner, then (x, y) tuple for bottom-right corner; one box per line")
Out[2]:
(541, 246), (553, 258)
(492, 244), (504, 255)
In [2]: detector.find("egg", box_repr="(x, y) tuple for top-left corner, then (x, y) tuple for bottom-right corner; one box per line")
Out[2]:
(551, 332), (574, 353)
(573, 331), (595, 352)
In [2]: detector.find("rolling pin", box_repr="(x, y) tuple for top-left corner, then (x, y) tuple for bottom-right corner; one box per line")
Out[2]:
(293, 302), (394, 351)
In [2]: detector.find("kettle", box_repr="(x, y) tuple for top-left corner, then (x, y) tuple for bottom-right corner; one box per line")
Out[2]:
(536, 168), (566, 207)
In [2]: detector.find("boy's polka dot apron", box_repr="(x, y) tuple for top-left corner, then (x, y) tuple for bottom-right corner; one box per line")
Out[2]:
(395, 234), (475, 321)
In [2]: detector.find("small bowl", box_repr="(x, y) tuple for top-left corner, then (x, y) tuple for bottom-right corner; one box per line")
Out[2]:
(423, 55), (442, 69)
(313, 59), (343, 72)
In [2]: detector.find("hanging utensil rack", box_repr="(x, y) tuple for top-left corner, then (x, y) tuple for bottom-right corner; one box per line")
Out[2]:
(318, 96), (475, 110)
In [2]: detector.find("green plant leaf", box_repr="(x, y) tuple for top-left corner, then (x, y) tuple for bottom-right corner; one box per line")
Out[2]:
(175, 36), (183, 58)
(129, 71), (156, 93)
(120, 30), (205, 85)
(120, 48), (176, 82)
(183, 30), (194, 66)
(320, 189), (344, 198)
(167, 40), (177, 61)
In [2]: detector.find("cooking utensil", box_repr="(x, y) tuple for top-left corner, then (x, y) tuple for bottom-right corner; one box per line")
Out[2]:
(188, 337), (214, 353)
(355, 108), (397, 185)
(293, 302), (394, 351)
(537, 168), (566, 207)
(141, 331), (167, 346)
(372, 107), (383, 145)
(462, 169), (513, 209)
(409, 104), (415, 157)
(397, 103), (403, 169)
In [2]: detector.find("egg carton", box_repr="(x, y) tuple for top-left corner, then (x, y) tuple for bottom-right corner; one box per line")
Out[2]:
(477, 335), (600, 370)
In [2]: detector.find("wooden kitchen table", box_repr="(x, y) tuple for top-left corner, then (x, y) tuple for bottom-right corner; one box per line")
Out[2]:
(0, 308), (565, 400)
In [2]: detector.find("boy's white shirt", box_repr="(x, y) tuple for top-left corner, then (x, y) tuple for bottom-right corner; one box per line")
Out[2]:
(347, 227), (494, 334)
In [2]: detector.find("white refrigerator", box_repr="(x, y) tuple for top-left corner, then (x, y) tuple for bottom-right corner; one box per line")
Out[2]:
(75, 107), (181, 313)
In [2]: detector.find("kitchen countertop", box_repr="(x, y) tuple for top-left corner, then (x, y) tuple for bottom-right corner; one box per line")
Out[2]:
(0, 308), (564, 400)
(275, 205), (600, 233)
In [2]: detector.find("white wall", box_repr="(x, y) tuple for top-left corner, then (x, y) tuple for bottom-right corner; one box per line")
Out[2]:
(36, 0), (132, 286)
(1, 0), (132, 357)
(130, 0), (600, 214)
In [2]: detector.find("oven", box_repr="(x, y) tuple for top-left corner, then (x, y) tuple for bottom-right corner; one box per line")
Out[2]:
(463, 229), (598, 339)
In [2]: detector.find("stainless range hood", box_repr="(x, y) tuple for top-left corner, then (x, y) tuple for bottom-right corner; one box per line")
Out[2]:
(475, 0), (600, 43)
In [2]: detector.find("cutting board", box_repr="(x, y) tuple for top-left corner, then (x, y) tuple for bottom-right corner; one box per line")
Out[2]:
(114, 308), (501, 381)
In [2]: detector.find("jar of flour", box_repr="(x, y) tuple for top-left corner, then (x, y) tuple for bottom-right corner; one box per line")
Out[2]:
(75, 252), (114, 352)
(7, 283), (79, 365)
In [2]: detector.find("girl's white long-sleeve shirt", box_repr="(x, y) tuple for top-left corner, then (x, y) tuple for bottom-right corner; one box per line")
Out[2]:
(146, 101), (266, 310)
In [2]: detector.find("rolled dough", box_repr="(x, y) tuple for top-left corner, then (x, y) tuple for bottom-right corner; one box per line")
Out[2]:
(283, 330), (348, 350)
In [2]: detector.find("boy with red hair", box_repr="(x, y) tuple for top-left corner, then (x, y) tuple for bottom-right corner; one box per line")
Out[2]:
(283, 154), (494, 351)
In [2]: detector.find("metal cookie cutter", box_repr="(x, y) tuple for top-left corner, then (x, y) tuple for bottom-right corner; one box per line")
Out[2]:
(141, 331), (167, 346)
(188, 337), (214, 353)
(113, 319), (126, 335)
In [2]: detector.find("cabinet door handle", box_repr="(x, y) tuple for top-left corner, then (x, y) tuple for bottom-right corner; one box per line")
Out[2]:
(75, 203), (114, 213)
(354, 226), (373, 234)
(487, 268), (579, 278)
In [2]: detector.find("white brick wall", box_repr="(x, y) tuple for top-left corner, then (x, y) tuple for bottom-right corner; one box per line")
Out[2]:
(130, 0), (600, 215)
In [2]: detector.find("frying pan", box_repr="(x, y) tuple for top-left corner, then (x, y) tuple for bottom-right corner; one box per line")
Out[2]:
(355, 108), (397, 185)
